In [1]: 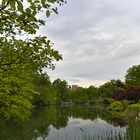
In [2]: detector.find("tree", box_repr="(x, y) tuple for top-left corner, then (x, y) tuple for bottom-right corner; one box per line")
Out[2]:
(32, 72), (57, 106)
(98, 79), (124, 98)
(111, 87), (140, 102)
(32, 72), (51, 86)
(53, 79), (68, 102)
(87, 86), (98, 100)
(0, 0), (66, 119)
(125, 65), (140, 87)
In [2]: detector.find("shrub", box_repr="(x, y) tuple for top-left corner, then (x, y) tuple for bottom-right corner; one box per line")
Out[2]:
(111, 87), (140, 102)
(125, 104), (140, 119)
(106, 98), (116, 104)
(126, 104), (140, 111)
(107, 100), (129, 111)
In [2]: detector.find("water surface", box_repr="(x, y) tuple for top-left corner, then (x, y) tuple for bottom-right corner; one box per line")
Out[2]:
(0, 106), (140, 140)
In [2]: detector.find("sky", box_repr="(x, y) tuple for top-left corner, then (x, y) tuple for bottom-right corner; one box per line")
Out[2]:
(40, 0), (140, 87)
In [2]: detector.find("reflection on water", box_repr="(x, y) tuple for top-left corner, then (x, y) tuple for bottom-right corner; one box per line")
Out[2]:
(46, 117), (126, 140)
(0, 106), (140, 140)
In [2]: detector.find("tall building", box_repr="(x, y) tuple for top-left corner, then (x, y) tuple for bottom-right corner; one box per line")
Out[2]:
(69, 85), (78, 91)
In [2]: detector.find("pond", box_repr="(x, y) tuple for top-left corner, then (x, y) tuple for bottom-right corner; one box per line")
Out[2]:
(0, 106), (140, 140)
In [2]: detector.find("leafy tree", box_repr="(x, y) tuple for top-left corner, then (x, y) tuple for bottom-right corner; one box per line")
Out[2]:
(87, 86), (98, 100)
(125, 65), (140, 87)
(66, 86), (98, 104)
(0, 0), (66, 119)
(32, 73), (57, 106)
(53, 79), (68, 102)
(98, 79), (124, 98)
(32, 72), (51, 86)
(111, 87), (140, 102)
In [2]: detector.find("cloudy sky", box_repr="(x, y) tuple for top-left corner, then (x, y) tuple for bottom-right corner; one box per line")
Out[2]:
(40, 0), (140, 87)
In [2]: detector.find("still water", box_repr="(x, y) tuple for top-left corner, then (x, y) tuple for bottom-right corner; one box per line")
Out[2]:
(45, 117), (126, 140)
(0, 106), (140, 140)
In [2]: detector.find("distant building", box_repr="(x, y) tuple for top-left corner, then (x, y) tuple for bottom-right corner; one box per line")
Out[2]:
(69, 85), (78, 91)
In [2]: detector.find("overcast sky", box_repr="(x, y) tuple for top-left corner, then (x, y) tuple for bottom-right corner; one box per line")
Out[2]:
(40, 0), (140, 87)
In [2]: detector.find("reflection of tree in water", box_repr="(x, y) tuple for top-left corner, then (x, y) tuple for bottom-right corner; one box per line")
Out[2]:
(0, 106), (68, 140)
(54, 107), (69, 129)
(0, 105), (139, 140)
(61, 106), (127, 127)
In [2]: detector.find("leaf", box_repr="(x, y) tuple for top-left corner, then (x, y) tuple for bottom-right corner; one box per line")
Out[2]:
(30, 3), (36, 11)
(26, 8), (31, 14)
(34, 0), (40, 3)
(17, 1), (24, 12)
(0, 22), (3, 28)
(9, 0), (16, 10)
(1, 0), (6, 7)
(41, 0), (46, 6)
(46, 10), (50, 17)
(52, 8), (58, 14)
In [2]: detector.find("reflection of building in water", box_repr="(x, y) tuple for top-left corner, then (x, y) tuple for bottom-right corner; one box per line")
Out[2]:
(69, 85), (78, 91)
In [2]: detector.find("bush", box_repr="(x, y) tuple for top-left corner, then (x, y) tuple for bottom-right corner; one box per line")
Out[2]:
(125, 104), (140, 119)
(105, 98), (116, 104)
(126, 104), (140, 111)
(107, 100), (129, 111)
(111, 87), (140, 102)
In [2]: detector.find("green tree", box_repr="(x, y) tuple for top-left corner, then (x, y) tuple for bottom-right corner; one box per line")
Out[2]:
(53, 79), (68, 102)
(32, 73), (57, 106)
(0, 0), (66, 119)
(67, 86), (98, 104)
(125, 65), (140, 87)
(98, 79), (124, 98)
(87, 86), (98, 100)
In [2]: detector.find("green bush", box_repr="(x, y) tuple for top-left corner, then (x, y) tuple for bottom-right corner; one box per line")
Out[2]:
(107, 100), (129, 111)
(125, 104), (140, 119)
(106, 98), (116, 104)
(126, 104), (140, 111)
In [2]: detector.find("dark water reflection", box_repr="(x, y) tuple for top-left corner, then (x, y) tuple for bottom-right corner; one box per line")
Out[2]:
(0, 106), (140, 140)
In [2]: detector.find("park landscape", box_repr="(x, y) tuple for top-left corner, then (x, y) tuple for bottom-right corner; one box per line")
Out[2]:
(0, 0), (140, 140)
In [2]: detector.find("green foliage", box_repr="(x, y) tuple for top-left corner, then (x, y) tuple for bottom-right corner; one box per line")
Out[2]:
(0, 0), (66, 119)
(126, 104), (140, 112)
(53, 79), (68, 102)
(125, 65), (140, 87)
(32, 73), (57, 106)
(67, 86), (98, 104)
(105, 98), (116, 104)
(32, 72), (51, 86)
(98, 79), (125, 98)
(0, 0), (66, 35)
(107, 100), (129, 112)
(0, 62), (35, 120)
(68, 88), (90, 103)
(126, 119), (140, 140)
(125, 104), (140, 120)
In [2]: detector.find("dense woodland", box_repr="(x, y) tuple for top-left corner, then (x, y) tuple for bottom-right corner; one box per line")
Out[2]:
(0, 0), (140, 121)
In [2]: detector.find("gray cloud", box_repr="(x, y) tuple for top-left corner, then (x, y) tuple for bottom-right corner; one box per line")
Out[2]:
(40, 0), (140, 87)
(67, 79), (81, 83)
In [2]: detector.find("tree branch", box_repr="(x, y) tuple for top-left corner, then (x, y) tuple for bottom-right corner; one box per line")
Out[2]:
(0, 0), (11, 12)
